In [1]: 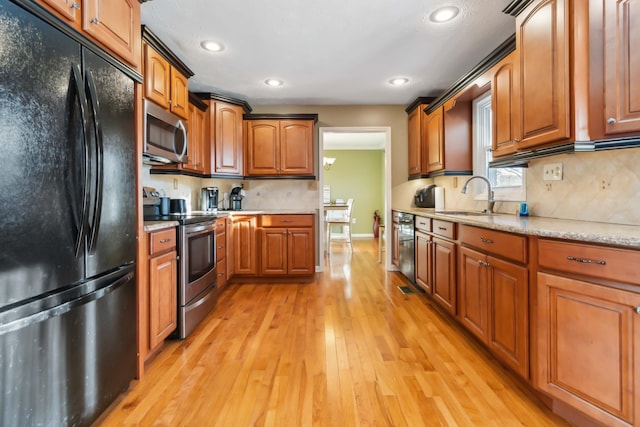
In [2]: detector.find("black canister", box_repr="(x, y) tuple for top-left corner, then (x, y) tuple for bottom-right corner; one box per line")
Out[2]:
(159, 197), (170, 215)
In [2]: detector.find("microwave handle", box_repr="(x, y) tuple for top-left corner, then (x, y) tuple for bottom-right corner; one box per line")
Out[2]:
(175, 120), (188, 160)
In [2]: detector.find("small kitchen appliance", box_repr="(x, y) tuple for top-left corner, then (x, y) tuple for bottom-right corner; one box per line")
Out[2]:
(170, 198), (187, 214)
(414, 185), (437, 208)
(230, 184), (245, 211)
(201, 187), (219, 212)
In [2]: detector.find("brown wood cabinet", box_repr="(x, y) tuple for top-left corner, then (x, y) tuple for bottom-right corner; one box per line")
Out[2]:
(143, 43), (190, 120)
(414, 216), (432, 292)
(602, 0), (640, 135)
(259, 215), (315, 276)
(213, 101), (244, 175)
(215, 219), (227, 289)
(183, 100), (208, 173)
(405, 98), (434, 177)
(515, 0), (571, 150)
(148, 228), (178, 352)
(432, 236), (456, 314)
(245, 119), (314, 176)
(459, 225), (529, 378)
(537, 271), (640, 427)
(38, 0), (141, 68)
(232, 215), (258, 276)
(491, 51), (519, 157)
(425, 106), (445, 173)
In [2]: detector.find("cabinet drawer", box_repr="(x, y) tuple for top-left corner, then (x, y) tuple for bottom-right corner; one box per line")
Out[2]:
(538, 239), (640, 285)
(216, 219), (226, 234)
(216, 234), (226, 262)
(415, 216), (431, 232)
(149, 228), (176, 256)
(460, 225), (527, 264)
(260, 214), (313, 228)
(432, 220), (455, 240)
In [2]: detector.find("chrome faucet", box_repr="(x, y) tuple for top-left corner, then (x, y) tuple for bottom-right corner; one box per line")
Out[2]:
(461, 176), (495, 213)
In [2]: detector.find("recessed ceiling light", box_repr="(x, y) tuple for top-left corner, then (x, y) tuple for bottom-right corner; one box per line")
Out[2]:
(389, 77), (409, 86)
(429, 6), (460, 23)
(200, 40), (224, 52)
(265, 79), (284, 87)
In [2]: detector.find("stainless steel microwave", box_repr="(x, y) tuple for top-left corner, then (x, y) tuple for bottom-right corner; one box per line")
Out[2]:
(143, 100), (188, 164)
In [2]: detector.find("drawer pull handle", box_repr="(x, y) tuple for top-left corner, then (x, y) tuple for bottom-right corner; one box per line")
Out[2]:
(567, 256), (606, 265)
(159, 238), (172, 243)
(218, 245), (224, 249)
(480, 237), (494, 244)
(281, 219), (293, 222)
(438, 227), (447, 231)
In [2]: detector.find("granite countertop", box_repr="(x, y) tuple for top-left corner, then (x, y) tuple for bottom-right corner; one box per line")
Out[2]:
(396, 208), (640, 249)
(143, 220), (180, 232)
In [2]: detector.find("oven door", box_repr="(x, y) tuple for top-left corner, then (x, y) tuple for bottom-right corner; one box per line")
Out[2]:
(180, 221), (217, 305)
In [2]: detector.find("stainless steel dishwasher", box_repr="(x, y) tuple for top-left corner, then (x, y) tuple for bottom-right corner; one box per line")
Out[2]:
(397, 212), (415, 283)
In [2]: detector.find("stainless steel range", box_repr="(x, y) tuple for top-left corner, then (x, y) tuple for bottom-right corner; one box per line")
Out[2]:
(145, 213), (220, 338)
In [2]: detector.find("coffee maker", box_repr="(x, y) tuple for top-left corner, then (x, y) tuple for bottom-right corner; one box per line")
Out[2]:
(200, 187), (219, 212)
(229, 184), (245, 211)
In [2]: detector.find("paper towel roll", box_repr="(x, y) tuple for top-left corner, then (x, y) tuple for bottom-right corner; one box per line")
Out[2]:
(434, 187), (444, 211)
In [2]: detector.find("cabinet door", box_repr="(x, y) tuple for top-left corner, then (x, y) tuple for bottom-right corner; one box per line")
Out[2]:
(537, 272), (640, 427)
(432, 237), (456, 314)
(170, 68), (189, 120)
(604, 0), (640, 134)
(459, 246), (488, 341)
(214, 102), (243, 175)
(392, 223), (400, 268)
(233, 216), (258, 275)
(149, 251), (177, 349)
(426, 107), (444, 173)
(38, 0), (80, 24)
(83, 0), (140, 68)
(491, 53), (519, 157)
(407, 107), (422, 176)
(415, 231), (432, 293)
(488, 256), (528, 378)
(516, 0), (570, 149)
(226, 218), (234, 280)
(280, 120), (314, 175)
(246, 121), (280, 175)
(184, 103), (204, 173)
(144, 45), (170, 109)
(260, 228), (288, 275)
(288, 228), (315, 275)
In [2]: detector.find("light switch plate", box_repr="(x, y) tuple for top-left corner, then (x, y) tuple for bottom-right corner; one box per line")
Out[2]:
(543, 163), (563, 181)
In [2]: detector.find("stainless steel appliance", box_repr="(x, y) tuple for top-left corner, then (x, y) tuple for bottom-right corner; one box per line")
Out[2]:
(0, 1), (138, 424)
(397, 212), (416, 283)
(414, 185), (437, 208)
(178, 218), (218, 338)
(201, 187), (219, 212)
(143, 100), (188, 164)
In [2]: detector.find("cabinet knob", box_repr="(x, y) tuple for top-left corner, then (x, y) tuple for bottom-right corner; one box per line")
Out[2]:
(513, 138), (520, 143)
(634, 306), (640, 314)
(607, 117), (616, 125)
(70, 2), (79, 9)
(90, 17), (99, 24)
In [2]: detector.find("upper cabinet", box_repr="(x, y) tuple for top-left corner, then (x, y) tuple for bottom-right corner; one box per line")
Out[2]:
(37, 0), (141, 69)
(197, 94), (252, 176)
(491, 51), (520, 157)
(514, 0), (571, 150)
(142, 26), (193, 121)
(244, 115), (318, 177)
(425, 106), (445, 173)
(405, 97), (435, 178)
(183, 95), (209, 174)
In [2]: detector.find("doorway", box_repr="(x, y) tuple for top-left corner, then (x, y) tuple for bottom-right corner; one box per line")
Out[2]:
(318, 126), (391, 272)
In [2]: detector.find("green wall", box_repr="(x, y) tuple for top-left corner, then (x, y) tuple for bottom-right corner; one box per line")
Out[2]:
(324, 149), (384, 235)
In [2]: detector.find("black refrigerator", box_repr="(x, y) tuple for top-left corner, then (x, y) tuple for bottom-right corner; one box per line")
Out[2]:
(0, 1), (138, 425)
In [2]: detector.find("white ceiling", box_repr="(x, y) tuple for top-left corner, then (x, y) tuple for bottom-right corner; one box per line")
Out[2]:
(140, 0), (515, 106)
(323, 132), (387, 150)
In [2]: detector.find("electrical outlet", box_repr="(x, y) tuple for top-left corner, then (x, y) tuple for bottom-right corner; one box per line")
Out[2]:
(173, 178), (178, 189)
(352, 218), (356, 224)
(543, 163), (563, 181)
(453, 177), (458, 188)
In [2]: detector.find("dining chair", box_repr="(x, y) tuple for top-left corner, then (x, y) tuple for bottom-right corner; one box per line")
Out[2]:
(325, 198), (354, 251)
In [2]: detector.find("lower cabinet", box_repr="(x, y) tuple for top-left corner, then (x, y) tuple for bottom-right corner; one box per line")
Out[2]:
(259, 214), (315, 276)
(458, 225), (529, 378)
(232, 215), (258, 276)
(215, 218), (227, 289)
(415, 230), (432, 292)
(148, 227), (178, 351)
(432, 237), (456, 314)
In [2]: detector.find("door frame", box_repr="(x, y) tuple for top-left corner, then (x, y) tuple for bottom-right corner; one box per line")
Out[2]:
(318, 126), (392, 272)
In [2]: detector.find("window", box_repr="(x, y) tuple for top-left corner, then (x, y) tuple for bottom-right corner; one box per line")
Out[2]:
(472, 92), (526, 201)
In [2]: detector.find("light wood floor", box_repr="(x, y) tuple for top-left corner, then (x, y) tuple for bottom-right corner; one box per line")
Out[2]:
(99, 239), (569, 426)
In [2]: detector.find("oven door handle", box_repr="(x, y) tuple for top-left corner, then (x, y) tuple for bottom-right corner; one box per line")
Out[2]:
(185, 223), (216, 235)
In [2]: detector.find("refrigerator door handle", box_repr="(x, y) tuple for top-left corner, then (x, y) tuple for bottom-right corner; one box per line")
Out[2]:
(71, 63), (91, 258)
(84, 70), (104, 253)
(0, 269), (134, 336)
